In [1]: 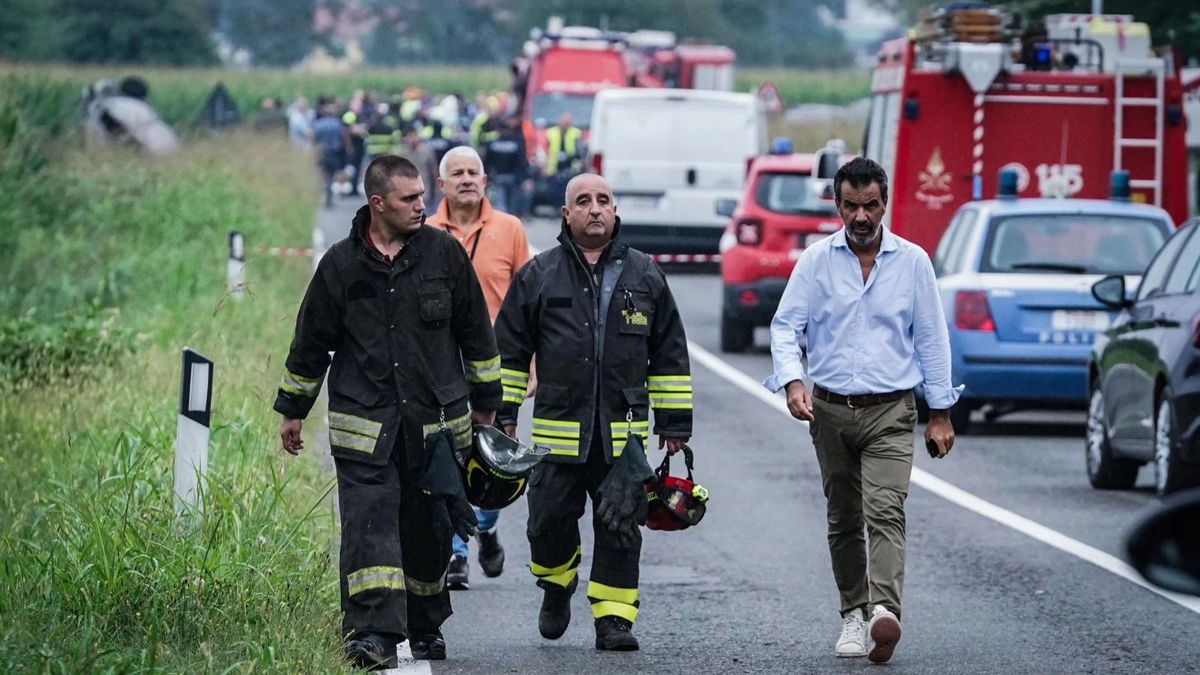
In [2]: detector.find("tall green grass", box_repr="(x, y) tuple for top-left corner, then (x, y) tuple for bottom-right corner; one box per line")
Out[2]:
(0, 73), (352, 671)
(738, 67), (870, 106)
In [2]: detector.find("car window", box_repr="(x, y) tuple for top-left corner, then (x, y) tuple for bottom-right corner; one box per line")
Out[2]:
(980, 214), (1168, 275)
(1137, 224), (1192, 301)
(1164, 223), (1200, 295)
(753, 172), (837, 215)
(934, 209), (975, 276)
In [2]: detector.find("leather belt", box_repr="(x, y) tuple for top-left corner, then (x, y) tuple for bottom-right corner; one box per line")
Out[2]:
(812, 384), (910, 409)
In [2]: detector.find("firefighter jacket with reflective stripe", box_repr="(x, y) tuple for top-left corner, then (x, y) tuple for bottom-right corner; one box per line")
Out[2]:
(274, 205), (503, 468)
(495, 217), (692, 464)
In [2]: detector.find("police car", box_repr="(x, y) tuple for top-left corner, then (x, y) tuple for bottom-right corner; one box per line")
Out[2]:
(930, 171), (1174, 433)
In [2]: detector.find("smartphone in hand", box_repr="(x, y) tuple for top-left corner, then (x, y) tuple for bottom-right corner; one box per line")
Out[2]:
(925, 438), (940, 458)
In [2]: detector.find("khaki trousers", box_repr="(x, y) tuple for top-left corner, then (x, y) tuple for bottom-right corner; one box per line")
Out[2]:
(809, 392), (916, 619)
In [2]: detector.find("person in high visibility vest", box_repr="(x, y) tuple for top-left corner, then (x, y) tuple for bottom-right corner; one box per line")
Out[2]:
(543, 113), (582, 178)
(364, 103), (400, 160)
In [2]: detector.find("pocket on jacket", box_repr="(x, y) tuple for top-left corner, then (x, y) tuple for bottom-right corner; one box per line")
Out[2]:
(616, 290), (654, 336)
(327, 403), (396, 466)
(419, 288), (452, 322)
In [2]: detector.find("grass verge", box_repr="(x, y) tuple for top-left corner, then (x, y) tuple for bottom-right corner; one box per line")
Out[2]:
(0, 89), (351, 670)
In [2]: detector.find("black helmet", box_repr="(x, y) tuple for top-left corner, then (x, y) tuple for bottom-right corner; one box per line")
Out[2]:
(460, 425), (549, 509)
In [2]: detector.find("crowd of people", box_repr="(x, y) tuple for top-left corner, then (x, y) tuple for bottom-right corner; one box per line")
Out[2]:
(275, 88), (581, 215)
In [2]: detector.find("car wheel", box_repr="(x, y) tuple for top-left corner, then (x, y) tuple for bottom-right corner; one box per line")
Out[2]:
(720, 314), (752, 353)
(949, 401), (971, 435)
(1086, 387), (1138, 490)
(1153, 390), (1200, 496)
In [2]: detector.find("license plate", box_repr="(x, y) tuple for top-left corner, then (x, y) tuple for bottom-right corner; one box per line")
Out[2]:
(1051, 310), (1109, 332)
(617, 195), (660, 210)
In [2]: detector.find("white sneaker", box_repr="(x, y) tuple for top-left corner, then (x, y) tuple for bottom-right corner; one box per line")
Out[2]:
(867, 605), (902, 664)
(834, 608), (867, 657)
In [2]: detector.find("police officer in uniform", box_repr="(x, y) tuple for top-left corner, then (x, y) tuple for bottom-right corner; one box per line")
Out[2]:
(494, 173), (693, 652)
(275, 155), (502, 669)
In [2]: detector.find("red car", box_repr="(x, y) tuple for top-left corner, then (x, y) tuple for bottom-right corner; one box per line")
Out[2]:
(717, 152), (845, 352)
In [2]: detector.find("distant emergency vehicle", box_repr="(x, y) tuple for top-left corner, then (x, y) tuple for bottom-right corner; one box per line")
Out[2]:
(865, 8), (1190, 255)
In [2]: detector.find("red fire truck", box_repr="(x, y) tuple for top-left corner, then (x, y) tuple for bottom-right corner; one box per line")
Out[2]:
(623, 30), (737, 91)
(864, 8), (1190, 255)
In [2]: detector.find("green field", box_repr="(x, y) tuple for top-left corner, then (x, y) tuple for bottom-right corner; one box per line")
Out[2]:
(0, 73), (352, 672)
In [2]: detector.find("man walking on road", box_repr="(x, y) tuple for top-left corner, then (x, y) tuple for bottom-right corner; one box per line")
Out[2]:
(274, 155), (502, 669)
(494, 173), (693, 652)
(763, 157), (960, 664)
(426, 145), (531, 591)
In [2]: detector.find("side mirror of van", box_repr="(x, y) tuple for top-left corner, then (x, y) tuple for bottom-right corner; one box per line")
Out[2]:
(1125, 488), (1200, 596)
(811, 178), (835, 202)
(714, 198), (737, 218)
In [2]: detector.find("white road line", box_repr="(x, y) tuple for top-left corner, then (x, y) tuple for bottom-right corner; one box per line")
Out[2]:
(688, 340), (1200, 614)
(379, 640), (432, 675)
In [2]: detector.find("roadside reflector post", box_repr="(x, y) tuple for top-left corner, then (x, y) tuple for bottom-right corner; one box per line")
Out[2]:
(228, 230), (246, 299)
(174, 347), (213, 518)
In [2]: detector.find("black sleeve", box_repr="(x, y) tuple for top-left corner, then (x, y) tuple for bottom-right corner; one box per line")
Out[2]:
(273, 257), (345, 420)
(646, 262), (693, 437)
(494, 258), (540, 427)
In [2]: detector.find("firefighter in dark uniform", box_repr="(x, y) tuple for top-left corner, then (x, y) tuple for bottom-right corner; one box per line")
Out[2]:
(275, 155), (502, 669)
(494, 173), (693, 652)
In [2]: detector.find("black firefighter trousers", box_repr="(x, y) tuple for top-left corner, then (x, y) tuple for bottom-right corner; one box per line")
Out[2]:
(335, 433), (452, 642)
(527, 432), (642, 625)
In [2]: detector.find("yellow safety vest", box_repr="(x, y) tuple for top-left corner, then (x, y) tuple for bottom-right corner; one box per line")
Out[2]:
(545, 126), (582, 176)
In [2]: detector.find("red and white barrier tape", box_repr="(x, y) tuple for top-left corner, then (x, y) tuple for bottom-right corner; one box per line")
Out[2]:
(254, 247), (327, 257)
(650, 253), (721, 264)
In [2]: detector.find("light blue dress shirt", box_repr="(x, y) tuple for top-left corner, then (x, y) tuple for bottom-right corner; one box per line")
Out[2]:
(763, 227), (963, 410)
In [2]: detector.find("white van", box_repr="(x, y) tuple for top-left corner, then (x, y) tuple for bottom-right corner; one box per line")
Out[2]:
(587, 88), (766, 254)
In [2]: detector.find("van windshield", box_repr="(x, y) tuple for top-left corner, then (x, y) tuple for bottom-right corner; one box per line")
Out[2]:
(530, 94), (594, 130)
(753, 173), (837, 216)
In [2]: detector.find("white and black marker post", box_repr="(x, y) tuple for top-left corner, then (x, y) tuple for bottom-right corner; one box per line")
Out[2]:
(228, 230), (246, 299)
(175, 347), (213, 517)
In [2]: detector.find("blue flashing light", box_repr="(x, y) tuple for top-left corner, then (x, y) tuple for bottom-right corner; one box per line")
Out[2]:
(1034, 44), (1052, 67)
(770, 137), (793, 155)
(972, 175), (983, 200)
(1110, 170), (1131, 201)
(997, 168), (1019, 200)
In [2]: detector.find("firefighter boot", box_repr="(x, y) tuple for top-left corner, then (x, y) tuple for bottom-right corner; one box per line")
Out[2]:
(345, 633), (398, 670)
(478, 528), (505, 578)
(538, 576), (577, 640)
(595, 616), (640, 651)
(410, 630), (446, 660)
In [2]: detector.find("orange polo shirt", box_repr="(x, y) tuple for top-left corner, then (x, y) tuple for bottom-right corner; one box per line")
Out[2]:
(426, 197), (530, 323)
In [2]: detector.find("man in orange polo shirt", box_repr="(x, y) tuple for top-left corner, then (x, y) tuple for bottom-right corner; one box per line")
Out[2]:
(427, 145), (531, 590)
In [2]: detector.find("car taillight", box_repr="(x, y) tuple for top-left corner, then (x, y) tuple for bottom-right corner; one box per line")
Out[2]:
(590, 152), (603, 174)
(734, 217), (763, 246)
(954, 290), (995, 331)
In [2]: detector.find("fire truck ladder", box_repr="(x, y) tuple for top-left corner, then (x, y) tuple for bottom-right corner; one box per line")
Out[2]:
(1113, 56), (1165, 206)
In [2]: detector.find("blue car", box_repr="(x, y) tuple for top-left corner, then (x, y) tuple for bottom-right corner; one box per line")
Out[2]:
(931, 196), (1173, 433)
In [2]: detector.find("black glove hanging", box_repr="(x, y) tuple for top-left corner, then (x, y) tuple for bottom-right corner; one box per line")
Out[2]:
(596, 430), (655, 548)
(420, 426), (478, 542)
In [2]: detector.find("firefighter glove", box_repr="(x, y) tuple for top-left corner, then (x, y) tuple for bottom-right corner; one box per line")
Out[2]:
(420, 427), (479, 541)
(596, 433), (655, 542)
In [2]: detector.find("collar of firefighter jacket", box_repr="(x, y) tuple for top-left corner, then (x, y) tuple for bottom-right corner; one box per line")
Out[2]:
(351, 204), (428, 263)
(557, 214), (625, 262)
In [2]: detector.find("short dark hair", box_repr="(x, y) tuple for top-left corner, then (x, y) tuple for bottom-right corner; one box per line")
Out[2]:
(834, 156), (888, 205)
(364, 155), (420, 198)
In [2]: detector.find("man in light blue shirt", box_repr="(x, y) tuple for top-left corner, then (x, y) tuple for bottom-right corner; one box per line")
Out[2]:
(764, 157), (960, 665)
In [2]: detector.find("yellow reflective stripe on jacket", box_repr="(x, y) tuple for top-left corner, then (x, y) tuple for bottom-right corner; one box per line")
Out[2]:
(647, 375), (692, 390)
(501, 368), (529, 404)
(329, 412), (382, 438)
(532, 418), (580, 455)
(531, 436), (579, 456)
(421, 412), (473, 448)
(330, 429), (377, 454)
(280, 369), (323, 397)
(649, 391), (693, 410)
(465, 355), (501, 384)
(405, 573), (445, 597)
(347, 565), (405, 596)
(609, 420), (649, 457)
(531, 546), (581, 588)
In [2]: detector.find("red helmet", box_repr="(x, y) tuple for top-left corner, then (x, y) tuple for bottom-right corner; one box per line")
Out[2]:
(645, 445), (709, 531)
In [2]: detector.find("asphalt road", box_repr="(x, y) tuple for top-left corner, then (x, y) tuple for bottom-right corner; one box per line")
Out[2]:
(312, 203), (1200, 674)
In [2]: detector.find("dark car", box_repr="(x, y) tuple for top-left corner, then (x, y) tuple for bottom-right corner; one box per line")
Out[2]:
(1087, 218), (1200, 496)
